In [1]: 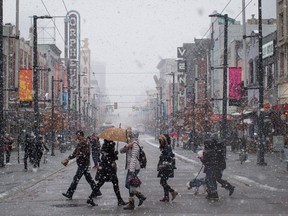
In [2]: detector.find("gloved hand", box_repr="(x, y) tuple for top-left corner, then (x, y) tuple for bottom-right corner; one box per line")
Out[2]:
(61, 158), (69, 166)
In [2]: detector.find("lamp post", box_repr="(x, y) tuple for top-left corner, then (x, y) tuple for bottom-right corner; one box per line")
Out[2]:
(32, 15), (52, 146)
(0, 0), (4, 167)
(257, 0), (267, 166)
(51, 76), (62, 156)
(209, 13), (228, 146)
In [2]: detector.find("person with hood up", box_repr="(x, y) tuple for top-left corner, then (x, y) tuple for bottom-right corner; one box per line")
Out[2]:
(201, 138), (235, 200)
(120, 128), (146, 210)
(87, 139), (127, 206)
(157, 134), (178, 202)
(62, 130), (98, 206)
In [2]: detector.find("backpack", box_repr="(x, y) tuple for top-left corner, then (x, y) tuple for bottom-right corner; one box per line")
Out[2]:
(137, 143), (147, 168)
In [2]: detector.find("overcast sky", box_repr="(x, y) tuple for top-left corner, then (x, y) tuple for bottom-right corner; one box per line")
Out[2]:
(3, 0), (276, 114)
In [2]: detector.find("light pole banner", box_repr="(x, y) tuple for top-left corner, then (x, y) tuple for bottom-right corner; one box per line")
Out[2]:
(19, 69), (33, 107)
(229, 67), (242, 106)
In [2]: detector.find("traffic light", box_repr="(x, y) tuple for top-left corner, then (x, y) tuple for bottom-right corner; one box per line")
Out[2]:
(114, 102), (118, 109)
(284, 111), (288, 116)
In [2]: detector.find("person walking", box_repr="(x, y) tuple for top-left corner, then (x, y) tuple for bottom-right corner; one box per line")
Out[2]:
(89, 133), (102, 196)
(201, 139), (235, 200)
(157, 134), (178, 202)
(90, 134), (101, 169)
(62, 130), (98, 206)
(87, 139), (127, 206)
(4, 134), (14, 165)
(120, 128), (146, 210)
(34, 136), (49, 168)
(23, 133), (34, 171)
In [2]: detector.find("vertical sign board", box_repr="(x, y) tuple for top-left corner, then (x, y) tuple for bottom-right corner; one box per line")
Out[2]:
(229, 67), (242, 106)
(80, 39), (90, 102)
(19, 69), (33, 107)
(67, 11), (80, 96)
(177, 47), (187, 111)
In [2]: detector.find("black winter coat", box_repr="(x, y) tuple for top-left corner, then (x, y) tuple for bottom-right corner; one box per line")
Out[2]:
(157, 144), (176, 179)
(95, 141), (118, 182)
(68, 138), (90, 167)
(201, 147), (226, 173)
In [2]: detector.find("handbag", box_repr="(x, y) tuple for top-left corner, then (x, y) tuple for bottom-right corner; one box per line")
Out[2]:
(128, 175), (142, 187)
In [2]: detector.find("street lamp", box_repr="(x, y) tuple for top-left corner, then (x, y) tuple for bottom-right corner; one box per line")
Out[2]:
(257, 0), (267, 166)
(51, 76), (62, 156)
(209, 13), (228, 146)
(0, 0), (5, 166)
(33, 15), (52, 146)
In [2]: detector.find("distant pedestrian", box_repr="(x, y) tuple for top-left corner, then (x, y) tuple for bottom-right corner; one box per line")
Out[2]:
(87, 139), (127, 206)
(120, 128), (146, 210)
(62, 130), (98, 206)
(201, 139), (235, 200)
(34, 136), (49, 168)
(4, 133), (14, 165)
(90, 134), (101, 169)
(157, 134), (178, 202)
(24, 133), (34, 171)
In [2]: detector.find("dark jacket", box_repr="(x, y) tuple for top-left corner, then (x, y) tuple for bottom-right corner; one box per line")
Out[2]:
(201, 139), (226, 173)
(95, 140), (118, 182)
(68, 138), (90, 167)
(157, 144), (176, 179)
(90, 138), (101, 165)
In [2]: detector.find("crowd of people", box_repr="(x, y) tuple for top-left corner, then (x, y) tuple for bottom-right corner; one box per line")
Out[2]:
(3, 125), (235, 208)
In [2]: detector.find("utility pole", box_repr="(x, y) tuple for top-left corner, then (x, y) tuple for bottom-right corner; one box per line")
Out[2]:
(32, 15), (52, 146)
(0, 0), (5, 167)
(51, 76), (55, 156)
(222, 14), (228, 146)
(33, 15), (40, 144)
(257, 0), (267, 166)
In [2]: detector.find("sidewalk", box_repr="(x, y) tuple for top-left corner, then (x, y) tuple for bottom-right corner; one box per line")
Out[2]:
(0, 149), (68, 199)
(146, 137), (288, 193)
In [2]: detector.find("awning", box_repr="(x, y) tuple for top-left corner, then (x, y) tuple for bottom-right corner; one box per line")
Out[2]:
(272, 104), (288, 111)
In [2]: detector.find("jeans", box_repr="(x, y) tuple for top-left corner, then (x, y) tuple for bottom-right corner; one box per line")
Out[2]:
(205, 168), (217, 193)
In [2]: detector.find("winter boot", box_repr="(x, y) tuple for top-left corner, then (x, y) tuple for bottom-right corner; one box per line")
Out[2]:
(205, 191), (219, 200)
(123, 197), (135, 210)
(222, 182), (235, 196)
(87, 197), (97, 206)
(117, 199), (128, 206)
(160, 196), (169, 202)
(135, 192), (146, 206)
(62, 192), (72, 200)
(171, 191), (178, 200)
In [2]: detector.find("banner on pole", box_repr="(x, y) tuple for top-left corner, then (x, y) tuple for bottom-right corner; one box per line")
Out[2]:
(19, 69), (33, 107)
(229, 67), (242, 106)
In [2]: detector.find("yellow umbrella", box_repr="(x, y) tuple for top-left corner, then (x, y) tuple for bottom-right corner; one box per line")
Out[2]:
(97, 127), (128, 143)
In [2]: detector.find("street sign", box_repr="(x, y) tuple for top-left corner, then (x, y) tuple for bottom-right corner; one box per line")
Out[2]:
(177, 47), (186, 58)
(177, 60), (186, 73)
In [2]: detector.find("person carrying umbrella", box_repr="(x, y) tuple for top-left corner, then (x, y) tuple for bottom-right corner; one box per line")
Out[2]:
(87, 139), (127, 206)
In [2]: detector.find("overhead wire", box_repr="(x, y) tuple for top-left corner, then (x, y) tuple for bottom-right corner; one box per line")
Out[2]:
(40, 0), (65, 42)
(62, 0), (69, 13)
